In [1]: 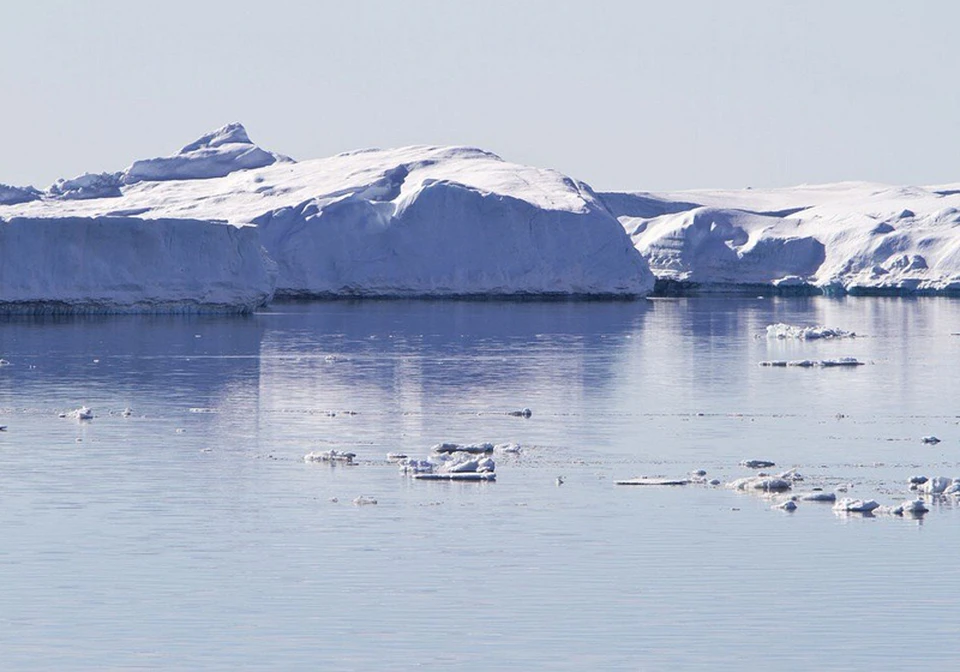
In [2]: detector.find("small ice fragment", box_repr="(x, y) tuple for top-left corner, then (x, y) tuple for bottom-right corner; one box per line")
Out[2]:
(304, 450), (356, 464)
(432, 442), (494, 454)
(820, 358), (864, 367)
(921, 436), (941, 444)
(329, 497), (339, 503)
(413, 472), (496, 481)
(175, 428), (185, 434)
(476, 457), (495, 473)
(893, 499), (928, 516)
(0, 358), (10, 366)
(921, 476), (953, 495)
(794, 491), (837, 502)
(774, 500), (798, 511)
(727, 476), (792, 492)
(741, 459), (776, 469)
(616, 477), (690, 486)
(765, 324), (855, 340)
(398, 458), (434, 474)
(495, 442), (521, 454)
(70, 406), (94, 420)
(778, 469), (804, 481)
(121, 407), (133, 417)
(833, 498), (880, 513)
(788, 359), (818, 368)
(446, 458), (480, 473)
(353, 495), (378, 505)
(944, 481), (960, 496)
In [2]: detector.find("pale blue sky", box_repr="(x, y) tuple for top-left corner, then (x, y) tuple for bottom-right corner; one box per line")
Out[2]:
(2, 0), (958, 191)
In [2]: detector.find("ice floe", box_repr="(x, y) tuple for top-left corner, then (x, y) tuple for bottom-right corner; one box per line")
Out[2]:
(765, 323), (856, 340)
(921, 436), (941, 444)
(774, 500), (798, 512)
(615, 477), (691, 486)
(793, 491), (837, 503)
(68, 406), (94, 421)
(833, 498), (881, 513)
(304, 450), (356, 464)
(728, 476), (793, 492)
(353, 495), (378, 506)
(759, 358), (865, 368)
(740, 459), (776, 469)
(432, 442), (494, 455)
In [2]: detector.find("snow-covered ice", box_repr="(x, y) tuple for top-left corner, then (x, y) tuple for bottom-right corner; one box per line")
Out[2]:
(1, 124), (652, 309)
(304, 450), (356, 464)
(604, 181), (960, 295)
(833, 498), (881, 513)
(432, 442), (494, 455)
(728, 476), (793, 492)
(765, 323), (856, 340)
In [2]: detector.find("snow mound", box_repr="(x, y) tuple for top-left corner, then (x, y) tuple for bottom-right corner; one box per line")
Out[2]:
(0, 216), (275, 313)
(833, 498), (880, 513)
(0, 183), (41, 205)
(123, 123), (285, 184)
(49, 173), (123, 200)
(766, 323), (855, 340)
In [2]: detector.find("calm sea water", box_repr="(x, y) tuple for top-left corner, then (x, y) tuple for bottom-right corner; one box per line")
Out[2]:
(1, 297), (959, 670)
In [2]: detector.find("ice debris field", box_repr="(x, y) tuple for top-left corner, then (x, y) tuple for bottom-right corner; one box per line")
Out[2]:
(33, 395), (960, 520)
(5, 123), (960, 312)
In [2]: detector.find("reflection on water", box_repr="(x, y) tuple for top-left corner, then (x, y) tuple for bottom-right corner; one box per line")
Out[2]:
(1, 298), (959, 670)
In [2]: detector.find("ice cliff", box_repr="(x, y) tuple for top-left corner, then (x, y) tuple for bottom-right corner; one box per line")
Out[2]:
(1, 124), (653, 311)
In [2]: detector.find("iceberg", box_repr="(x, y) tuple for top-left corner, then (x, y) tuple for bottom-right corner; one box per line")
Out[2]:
(603, 182), (960, 295)
(1, 124), (654, 309)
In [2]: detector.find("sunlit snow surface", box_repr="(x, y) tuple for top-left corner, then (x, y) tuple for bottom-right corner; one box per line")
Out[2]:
(2, 297), (960, 670)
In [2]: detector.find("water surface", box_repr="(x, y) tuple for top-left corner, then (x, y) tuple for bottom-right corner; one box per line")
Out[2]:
(1, 298), (959, 670)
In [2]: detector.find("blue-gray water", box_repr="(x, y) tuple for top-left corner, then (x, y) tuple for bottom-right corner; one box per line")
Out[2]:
(1, 298), (959, 670)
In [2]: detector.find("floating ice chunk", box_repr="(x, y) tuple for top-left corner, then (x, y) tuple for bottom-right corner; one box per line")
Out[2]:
(794, 491), (837, 502)
(820, 358), (864, 367)
(413, 472), (496, 481)
(728, 476), (792, 492)
(774, 500), (798, 511)
(944, 481), (960, 496)
(759, 358), (865, 368)
(121, 407), (133, 418)
(921, 436), (941, 444)
(921, 476), (954, 495)
(507, 408), (533, 418)
(432, 442), (494, 454)
(476, 457), (496, 473)
(616, 477), (690, 486)
(353, 495), (378, 505)
(766, 323), (855, 340)
(741, 459), (776, 469)
(446, 458), (481, 473)
(495, 442), (522, 454)
(833, 498), (880, 513)
(398, 458), (434, 474)
(0, 358), (10, 366)
(70, 406), (94, 420)
(890, 499), (929, 516)
(304, 450), (356, 464)
(778, 469), (804, 481)
(386, 452), (408, 461)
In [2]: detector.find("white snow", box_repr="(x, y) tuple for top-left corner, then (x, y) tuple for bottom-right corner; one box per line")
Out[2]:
(604, 181), (960, 295)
